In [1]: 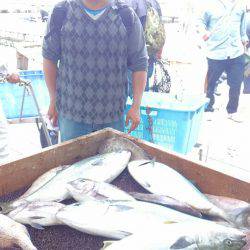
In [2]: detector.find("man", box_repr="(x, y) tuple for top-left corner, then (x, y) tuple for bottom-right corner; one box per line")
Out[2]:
(43, 0), (148, 142)
(125, 0), (163, 92)
(0, 63), (20, 164)
(197, 0), (249, 122)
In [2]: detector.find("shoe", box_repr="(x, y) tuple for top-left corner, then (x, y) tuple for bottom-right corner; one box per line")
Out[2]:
(228, 113), (244, 123)
(205, 106), (215, 112)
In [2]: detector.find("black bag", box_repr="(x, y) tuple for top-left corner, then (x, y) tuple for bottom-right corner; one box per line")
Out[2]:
(35, 118), (59, 148)
(151, 59), (171, 93)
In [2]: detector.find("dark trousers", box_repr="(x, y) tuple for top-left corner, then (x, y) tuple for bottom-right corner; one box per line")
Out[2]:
(206, 55), (245, 114)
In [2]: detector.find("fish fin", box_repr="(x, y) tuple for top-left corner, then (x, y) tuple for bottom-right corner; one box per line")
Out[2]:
(30, 223), (45, 230)
(112, 204), (134, 212)
(91, 159), (104, 166)
(164, 220), (177, 224)
(118, 230), (132, 237)
(170, 236), (196, 249)
(102, 241), (115, 249)
(95, 193), (110, 200)
(29, 216), (46, 220)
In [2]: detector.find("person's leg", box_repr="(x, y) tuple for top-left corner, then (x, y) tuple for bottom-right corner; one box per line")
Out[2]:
(243, 76), (250, 94)
(225, 55), (245, 114)
(206, 58), (226, 111)
(146, 59), (155, 91)
(58, 115), (93, 142)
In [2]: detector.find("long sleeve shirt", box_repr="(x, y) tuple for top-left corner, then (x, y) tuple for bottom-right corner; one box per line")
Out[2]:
(196, 0), (248, 60)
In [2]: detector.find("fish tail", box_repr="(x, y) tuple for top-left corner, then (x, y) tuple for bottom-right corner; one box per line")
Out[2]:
(211, 205), (235, 224)
(101, 241), (115, 249)
(228, 206), (250, 229)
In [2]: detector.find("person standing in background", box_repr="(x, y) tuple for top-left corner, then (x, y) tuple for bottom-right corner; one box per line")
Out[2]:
(125, 0), (165, 92)
(43, 0), (148, 142)
(0, 62), (20, 164)
(243, 9), (250, 94)
(197, 0), (249, 122)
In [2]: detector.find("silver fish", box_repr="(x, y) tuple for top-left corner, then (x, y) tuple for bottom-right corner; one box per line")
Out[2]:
(56, 199), (210, 239)
(67, 179), (135, 202)
(0, 151), (131, 214)
(98, 136), (151, 161)
(102, 222), (246, 250)
(130, 192), (202, 218)
(128, 160), (231, 223)
(206, 194), (250, 229)
(8, 201), (65, 229)
(0, 214), (37, 250)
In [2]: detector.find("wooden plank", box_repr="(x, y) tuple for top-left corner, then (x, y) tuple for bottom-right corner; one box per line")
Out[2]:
(0, 129), (109, 196)
(0, 128), (249, 203)
(107, 129), (250, 202)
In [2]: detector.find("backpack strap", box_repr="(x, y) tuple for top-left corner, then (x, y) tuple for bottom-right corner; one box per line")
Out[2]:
(44, 0), (68, 39)
(115, 0), (135, 35)
(45, 0), (134, 39)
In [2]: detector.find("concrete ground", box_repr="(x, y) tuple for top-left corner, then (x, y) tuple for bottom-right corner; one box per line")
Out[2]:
(3, 86), (250, 183)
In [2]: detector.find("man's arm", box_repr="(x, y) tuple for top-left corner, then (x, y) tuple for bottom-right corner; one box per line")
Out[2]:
(42, 5), (62, 126)
(43, 59), (58, 126)
(241, 9), (249, 49)
(195, 4), (210, 41)
(126, 10), (148, 133)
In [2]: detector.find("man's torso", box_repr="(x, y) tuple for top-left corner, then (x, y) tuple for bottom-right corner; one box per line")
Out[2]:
(56, 0), (129, 124)
(204, 0), (245, 60)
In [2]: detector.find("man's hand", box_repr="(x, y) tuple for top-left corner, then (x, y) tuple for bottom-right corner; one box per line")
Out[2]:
(47, 101), (58, 127)
(125, 105), (141, 134)
(6, 73), (20, 83)
(243, 40), (250, 51)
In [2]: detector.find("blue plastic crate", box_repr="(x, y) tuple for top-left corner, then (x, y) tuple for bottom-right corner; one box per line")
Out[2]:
(0, 70), (49, 119)
(125, 92), (207, 154)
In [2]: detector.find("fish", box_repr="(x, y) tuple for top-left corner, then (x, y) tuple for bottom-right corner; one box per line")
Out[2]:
(129, 192), (202, 218)
(102, 222), (246, 250)
(128, 160), (231, 223)
(56, 199), (213, 239)
(206, 194), (250, 229)
(66, 179), (135, 202)
(98, 136), (151, 161)
(8, 201), (65, 229)
(0, 214), (37, 250)
(0, 151), (131, 214)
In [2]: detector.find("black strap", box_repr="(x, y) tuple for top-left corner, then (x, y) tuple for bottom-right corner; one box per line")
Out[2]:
(45, 0), (134, 40)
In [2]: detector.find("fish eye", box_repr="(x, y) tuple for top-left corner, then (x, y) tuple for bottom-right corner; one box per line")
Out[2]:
(224, 239), (233, 247)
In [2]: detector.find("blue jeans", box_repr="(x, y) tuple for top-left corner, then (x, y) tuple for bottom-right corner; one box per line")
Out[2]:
(59, 115), (125, 142)
(243, 76), (250, 94)
(206, 55), (245, 114)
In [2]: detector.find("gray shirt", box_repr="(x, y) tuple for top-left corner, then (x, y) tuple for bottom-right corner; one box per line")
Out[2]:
(43, 0), (148, 124)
